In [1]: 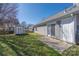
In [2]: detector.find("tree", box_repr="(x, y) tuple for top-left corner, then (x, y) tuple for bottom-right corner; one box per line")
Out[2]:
(0, 3), (19, 25)
(21, 21), (27, 28)
(26, 24), (34, 29)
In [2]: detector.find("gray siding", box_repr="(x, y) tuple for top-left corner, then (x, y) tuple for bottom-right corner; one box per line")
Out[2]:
(34, 15), (77, 44)
(61, 16), (76, 43)
(48, 16), (76, 44)
(35, 26), (47, 35)
(55, 23), (62, 39)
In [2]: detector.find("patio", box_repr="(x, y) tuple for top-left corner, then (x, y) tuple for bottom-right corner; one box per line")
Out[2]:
(40, 36), (72, 53)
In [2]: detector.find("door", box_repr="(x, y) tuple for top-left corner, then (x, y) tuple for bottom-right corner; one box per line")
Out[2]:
(76, 25), (79, 44)
(47, 25), (51, 36)
(51, 24), (55, 36)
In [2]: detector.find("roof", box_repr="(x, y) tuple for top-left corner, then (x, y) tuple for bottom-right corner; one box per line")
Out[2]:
(35, 4), (79, 26)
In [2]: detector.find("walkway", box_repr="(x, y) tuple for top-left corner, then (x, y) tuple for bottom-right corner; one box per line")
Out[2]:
(40, 36), (72, 53)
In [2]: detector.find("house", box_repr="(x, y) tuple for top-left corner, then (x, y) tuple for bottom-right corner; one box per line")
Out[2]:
(4, 23), (16, 32)
(0, 18), (19, 34)
(0, 19), (26, 35)
(0, 23), (15, 31)
(26, 24), (34, 32)
(28, 25), (34, 32)
(34, 4), (79, 44)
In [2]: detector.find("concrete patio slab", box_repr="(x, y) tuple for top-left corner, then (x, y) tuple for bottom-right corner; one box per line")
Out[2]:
(40, 36), (72, 53)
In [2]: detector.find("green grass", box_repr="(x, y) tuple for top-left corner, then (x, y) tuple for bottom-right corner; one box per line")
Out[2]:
(62, 45), (79, 56)
(0, 33), (61, 56)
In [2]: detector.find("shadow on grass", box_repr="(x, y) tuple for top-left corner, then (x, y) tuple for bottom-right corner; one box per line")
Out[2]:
(0, 33), (61, 56)
(0, 40), (26, 56)
(16, 33), (29, 36)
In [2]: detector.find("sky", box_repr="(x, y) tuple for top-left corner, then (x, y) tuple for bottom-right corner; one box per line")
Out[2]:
(17, 3), (73, 24)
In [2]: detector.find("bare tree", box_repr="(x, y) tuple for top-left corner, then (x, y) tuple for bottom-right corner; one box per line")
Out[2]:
(21, 21), (27, 28)
(0, 3), (19, 25)
(0, 3), (19, 32)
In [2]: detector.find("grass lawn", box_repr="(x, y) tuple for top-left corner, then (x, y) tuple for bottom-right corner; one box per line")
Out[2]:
(0, 33), (61, 56)
(62, 45), (79, 56)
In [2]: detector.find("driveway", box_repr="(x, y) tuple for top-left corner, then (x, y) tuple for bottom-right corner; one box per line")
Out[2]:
(40, 36), (72, 53)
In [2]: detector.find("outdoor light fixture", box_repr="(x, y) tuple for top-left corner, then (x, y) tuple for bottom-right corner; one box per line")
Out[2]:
(71, 14), (74, 16)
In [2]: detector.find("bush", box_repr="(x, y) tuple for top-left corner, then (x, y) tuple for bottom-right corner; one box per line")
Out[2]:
(0, 30), (8, 35)
(8, 31), (14, 34)
(0, 30), (14, 35)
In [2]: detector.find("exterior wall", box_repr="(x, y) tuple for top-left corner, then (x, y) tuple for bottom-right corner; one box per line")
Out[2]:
(34, 15), (77, 44)
(55, 22), (62, 39)
(47, 15), (76, 44)
(35, 26), (47, 35)
(61, 16), (76, 43)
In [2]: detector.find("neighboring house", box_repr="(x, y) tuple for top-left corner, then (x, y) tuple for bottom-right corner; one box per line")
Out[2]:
(0, 23), (17, 33)
(0, 24), (4, 31)
(0, 18), (19, 33)
(28, 26), (34, 32)
(4, 23), (16, 32)
(0, 19), (26, 35)
(26, 24), (34, 32)
(34, 4), (79, 44)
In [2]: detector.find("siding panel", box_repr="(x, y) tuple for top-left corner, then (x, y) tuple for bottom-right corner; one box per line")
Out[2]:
(35, 26), (47, 35)
(61, 16), (76, 43)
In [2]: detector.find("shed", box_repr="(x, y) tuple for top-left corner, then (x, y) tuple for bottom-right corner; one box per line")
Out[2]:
(14, 25), (25, 35)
